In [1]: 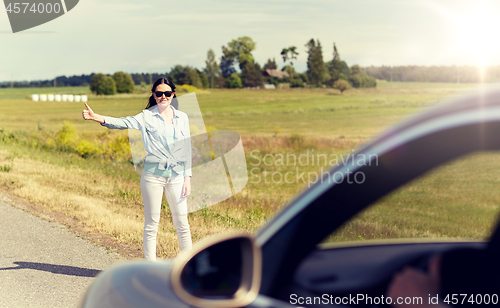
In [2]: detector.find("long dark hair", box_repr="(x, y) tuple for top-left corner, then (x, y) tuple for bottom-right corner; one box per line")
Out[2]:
(145, 77), (178, 110)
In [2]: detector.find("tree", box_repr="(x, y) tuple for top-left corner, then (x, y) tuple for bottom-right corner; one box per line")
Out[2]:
(226, 74), (242, 88)
(290, 78), (304, 88)
(199, 70), (209, 89)
(131, 73), (144, 85)
(189, 69), (203, 89)
(333, 42), (340, 61)
(263, 58), (277, 70)
(282, 65), (297, 76)
(220, 46), (236, 78)
(241, 61), (263, 87)
(112, 71), (134, 93)
(170, 66), (181, 85)
(281, 46), (299, 79)
(326, 43), (350, 86)
(349, 73), (377, 88)
(305, 39), (327, 86)
(227, 36), (256, 65)
(90, 74), (116, 95)
(205, 49), (221, 88)
(297, 72), (309, 85)
(181, 67), (194, 85)
(223, 36), (263, 87)
(348, 64), (377, 88)
(217, 75), (227, 88)
(168, 66), (207, 88)
(333, 79), (351, 93)
(350, 65), (363, 75)
(168, 65), (194, 85)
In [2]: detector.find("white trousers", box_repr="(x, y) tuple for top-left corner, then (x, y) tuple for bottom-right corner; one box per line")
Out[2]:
(140, 172), (192, 261)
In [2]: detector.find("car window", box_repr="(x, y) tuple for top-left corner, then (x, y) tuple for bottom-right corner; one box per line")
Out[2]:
(324, 151), (500, 243)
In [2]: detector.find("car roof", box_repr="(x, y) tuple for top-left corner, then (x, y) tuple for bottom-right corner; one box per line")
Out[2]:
(256, 86), (500, 294)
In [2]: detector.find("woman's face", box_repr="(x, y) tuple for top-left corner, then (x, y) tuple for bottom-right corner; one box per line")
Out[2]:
(153, 83), (174, 106)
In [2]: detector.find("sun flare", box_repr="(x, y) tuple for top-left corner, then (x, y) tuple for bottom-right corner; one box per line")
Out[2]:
(430, 1), (500, 67)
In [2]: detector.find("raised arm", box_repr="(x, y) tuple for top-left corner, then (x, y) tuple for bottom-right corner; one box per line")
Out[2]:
(82, 103), (143, 130)
(82, 103), (105, 124)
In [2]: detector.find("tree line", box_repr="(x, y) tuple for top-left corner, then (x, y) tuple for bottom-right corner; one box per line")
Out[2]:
(17, 36), (500, 92)
(5, 37), (375, 94)
(365, 65), (500, 83)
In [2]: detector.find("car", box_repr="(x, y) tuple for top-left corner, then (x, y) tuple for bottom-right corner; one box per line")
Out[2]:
(79, 87), (500, 307)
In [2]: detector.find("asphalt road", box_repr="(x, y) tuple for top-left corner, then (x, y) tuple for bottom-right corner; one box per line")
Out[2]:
(0, 198), (124, 308)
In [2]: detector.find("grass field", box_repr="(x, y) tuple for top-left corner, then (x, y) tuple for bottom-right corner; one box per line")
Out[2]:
(1, 82), (499, 258)
(0, 82), (490, 136)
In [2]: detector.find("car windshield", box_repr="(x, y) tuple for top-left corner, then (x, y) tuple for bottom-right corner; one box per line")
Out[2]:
(250, 83), (494, 233)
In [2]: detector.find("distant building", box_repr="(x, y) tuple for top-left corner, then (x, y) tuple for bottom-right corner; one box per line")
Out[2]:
(263, 69), (290, 79)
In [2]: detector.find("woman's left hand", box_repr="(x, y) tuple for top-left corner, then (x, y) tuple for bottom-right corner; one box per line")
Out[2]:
(181, 176), (191, 198)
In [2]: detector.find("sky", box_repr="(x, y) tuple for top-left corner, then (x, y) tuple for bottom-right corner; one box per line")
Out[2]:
(2, 0), (500, 82)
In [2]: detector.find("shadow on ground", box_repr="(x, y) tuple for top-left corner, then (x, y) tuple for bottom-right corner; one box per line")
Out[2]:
(0, 262), (101, 277)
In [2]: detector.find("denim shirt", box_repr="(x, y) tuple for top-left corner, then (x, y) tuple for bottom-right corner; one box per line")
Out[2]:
(100, 105), (192, 177)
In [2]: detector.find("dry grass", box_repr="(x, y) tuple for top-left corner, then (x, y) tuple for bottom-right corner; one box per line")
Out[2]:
(0, 139), (301, 258)
(3, 132), (498, 259)
(0, 150), (151, 254)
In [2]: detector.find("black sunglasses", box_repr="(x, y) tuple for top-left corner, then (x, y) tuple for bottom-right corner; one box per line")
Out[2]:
(154, 91), (174, 97)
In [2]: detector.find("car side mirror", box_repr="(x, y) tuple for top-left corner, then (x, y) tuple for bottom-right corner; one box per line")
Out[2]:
(171, 233), (262, 308)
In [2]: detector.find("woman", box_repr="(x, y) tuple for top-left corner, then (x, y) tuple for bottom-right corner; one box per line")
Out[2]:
(82, 77), (192, 261)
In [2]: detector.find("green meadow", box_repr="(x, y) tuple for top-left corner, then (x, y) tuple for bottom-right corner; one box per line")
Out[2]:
(1, 82), (499, 258)
(0, 82), (485, 136)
